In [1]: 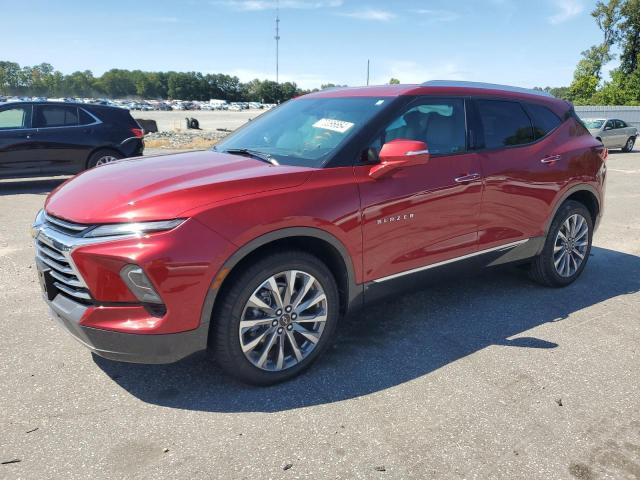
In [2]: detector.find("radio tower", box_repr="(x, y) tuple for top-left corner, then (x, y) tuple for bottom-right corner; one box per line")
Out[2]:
(275, 0), (281, 84)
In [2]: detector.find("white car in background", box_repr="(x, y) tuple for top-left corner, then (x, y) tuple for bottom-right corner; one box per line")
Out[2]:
(584, 118), (637, 152)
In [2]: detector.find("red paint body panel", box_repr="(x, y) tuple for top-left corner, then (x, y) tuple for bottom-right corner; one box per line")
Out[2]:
(71, 218), (236, 334)
(45, 150), (313, 224)
(355, 152), (483, 282)
(41, 84), (605, 339)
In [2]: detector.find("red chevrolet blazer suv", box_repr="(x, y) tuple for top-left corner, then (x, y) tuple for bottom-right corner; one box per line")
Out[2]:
(32, 81), (607, 385)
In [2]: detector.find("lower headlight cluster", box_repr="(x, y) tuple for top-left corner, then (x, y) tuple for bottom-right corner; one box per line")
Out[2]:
(120, 265), (163, 304)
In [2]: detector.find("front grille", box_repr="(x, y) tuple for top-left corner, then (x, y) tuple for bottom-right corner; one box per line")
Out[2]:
(35, 236), (92, 303)
(43, 212), (91, 237)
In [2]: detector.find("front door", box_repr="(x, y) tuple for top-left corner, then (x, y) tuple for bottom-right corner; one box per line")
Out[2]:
(0, 104), (40, 177)
(356, 97), (482, 284)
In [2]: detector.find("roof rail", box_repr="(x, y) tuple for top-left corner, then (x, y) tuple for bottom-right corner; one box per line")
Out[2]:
(421, 80), (555, 98)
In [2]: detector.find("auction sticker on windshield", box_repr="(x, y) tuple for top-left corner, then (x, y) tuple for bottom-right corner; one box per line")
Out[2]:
(312, 118), (355, 134)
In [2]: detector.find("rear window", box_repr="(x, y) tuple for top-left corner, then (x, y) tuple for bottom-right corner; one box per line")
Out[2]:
(34, 105), (79, 128)
(525, 103), (562, 139)
(475, 99), (534, 149)
(89, 106), (138, 128)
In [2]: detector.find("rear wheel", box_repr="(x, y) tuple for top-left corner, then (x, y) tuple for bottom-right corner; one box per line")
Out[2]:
(622, 136), (635, 152)
(211, 251), (339, 385)
(87, 149), (122, 169)
(530, 200), (593, 287)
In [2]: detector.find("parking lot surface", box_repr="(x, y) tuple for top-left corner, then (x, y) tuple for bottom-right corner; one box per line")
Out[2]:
(132, 109), (258, 132)
(1, 152), (639, 479)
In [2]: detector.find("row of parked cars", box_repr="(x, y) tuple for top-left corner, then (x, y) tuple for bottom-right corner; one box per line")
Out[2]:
(0, 96), (274, 112)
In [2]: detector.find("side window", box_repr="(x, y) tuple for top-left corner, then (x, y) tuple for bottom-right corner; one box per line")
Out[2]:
(79, 109), (96, 125)
(0, 105), (32, 130)
(373, 98), (466, 156)
(33, 105), (79, 128)
(605, 120), (615, 130)
(475, 99), (534, 148)
(615, 120), (626, 129)
(525, 103), (562, 139)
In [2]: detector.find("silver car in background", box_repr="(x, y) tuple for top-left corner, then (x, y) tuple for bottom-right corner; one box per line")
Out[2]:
(584, 118), (637, 152)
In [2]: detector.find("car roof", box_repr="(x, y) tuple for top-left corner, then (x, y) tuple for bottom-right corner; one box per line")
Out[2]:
(3, 100), (125, 111)
(305, 80), (568, 112)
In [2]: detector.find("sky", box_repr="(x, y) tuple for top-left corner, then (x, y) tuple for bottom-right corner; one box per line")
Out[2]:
(2, 0), (613, 90)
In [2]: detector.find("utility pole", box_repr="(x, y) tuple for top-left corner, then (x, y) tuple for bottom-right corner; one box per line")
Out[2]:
(366, 59), (370, 86)
(275, 0), (280, 84)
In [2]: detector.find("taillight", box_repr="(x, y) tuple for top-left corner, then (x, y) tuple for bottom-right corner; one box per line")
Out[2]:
(130, 127), (144, 138)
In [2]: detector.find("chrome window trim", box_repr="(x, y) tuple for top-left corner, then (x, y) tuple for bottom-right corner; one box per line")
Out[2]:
(0, 105), (102, 132)
(372, 239), (530, 283)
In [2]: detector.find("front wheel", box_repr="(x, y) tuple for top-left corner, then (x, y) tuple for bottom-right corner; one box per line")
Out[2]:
(211, 251), (339, 385)
(530, 200), (593, 287)
(622, 137), (635, 152)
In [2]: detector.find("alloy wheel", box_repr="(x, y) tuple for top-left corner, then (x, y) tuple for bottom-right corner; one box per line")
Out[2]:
(239, 270), (328, 371)
(95, 155), (119, 166)
(553, 213), (589, 277)
(626, 138), (635, 151)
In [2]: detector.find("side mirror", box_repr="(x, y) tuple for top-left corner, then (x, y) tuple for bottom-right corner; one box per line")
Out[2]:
(369, 139), (430, 179)
(604, 125), (612, 131)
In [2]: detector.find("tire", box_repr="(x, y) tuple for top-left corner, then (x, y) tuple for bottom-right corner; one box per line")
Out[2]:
(87, 149), (123, 169)
(622, 137), (635, 153)
(211, 251), (340, 385)
(530, 200), (593, 287)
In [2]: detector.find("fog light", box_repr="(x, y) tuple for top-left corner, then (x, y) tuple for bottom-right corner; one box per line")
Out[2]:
(120, 265), (163, 304)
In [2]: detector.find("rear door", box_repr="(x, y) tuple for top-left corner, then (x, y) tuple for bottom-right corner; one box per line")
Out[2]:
(615, 120), (633, 147)
(471, 98), (565, 249)
(0, 104), (40, 177)
(33, 104), (95, 174)
(600, 120), (617, 148)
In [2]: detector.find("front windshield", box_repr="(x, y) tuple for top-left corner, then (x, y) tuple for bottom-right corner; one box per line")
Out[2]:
(215, 96), (391, 167)
(584, 119), (605, 129)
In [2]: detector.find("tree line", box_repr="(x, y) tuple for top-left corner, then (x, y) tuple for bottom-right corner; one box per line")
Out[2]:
(543, 0), (640, 105)
(0, 62), (316, 103)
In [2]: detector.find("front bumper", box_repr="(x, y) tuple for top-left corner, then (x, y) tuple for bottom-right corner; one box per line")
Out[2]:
(47, 293), (208, 363)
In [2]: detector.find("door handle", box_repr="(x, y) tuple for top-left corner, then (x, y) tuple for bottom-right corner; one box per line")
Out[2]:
(454, 173), (481, 183)
(540, 154), (561, 164)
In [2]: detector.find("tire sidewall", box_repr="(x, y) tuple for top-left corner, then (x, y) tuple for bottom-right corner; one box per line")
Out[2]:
(216, 253), (339, 385)
(542, 201), (593, 286)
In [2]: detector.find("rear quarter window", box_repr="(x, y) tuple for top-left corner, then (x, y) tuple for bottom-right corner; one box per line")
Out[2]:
(475, 99), (534, 149)
(525, 103), (562, 139)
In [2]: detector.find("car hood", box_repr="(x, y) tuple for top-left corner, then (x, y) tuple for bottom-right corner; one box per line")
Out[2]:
(588, 128), (601, 136)
(45, 151), (314, 224)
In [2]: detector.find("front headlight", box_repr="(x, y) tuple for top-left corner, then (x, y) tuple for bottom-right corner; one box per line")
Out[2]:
(31, 209), (46, 238)
(84, 219), (184, 238)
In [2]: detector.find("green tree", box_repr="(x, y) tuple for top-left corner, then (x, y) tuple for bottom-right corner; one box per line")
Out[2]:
(389, 78), (400, 84)
(0, 61), (21, 94)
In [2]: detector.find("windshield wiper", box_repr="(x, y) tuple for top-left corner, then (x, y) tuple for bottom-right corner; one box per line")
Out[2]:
(222, 148), (279, 165)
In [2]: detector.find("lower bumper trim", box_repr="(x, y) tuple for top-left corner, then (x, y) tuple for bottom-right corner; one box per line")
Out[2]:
(48, 294), (208, 364)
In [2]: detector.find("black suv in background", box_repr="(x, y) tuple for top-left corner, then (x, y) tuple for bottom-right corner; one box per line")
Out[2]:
(0, 101), (144, 178)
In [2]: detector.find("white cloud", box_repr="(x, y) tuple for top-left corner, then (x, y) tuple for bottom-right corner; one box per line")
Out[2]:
(339, 8), (396, 21)
(216, 0), (342, 11)
(374, 61), (466, 85)
(549, 0), (583, 24)
(411, 9), (459, 22)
